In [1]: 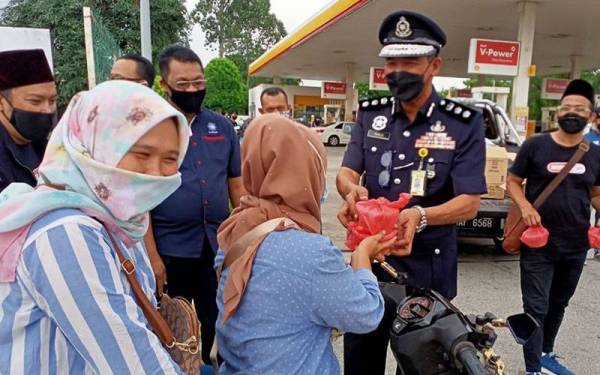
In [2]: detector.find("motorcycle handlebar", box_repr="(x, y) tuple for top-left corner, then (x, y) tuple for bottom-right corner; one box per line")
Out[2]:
(455, 343), (486, 375)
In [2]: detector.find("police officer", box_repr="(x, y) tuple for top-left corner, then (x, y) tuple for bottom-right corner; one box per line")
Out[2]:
(336, 11), (486, 374)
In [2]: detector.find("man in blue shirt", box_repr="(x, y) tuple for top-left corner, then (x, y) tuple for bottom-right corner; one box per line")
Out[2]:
(145, 45), (244, 364)
(0, 49), (57, 191)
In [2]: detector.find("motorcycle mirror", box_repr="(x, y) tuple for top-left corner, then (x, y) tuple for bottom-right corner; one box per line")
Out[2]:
(506, 313), (540, 345)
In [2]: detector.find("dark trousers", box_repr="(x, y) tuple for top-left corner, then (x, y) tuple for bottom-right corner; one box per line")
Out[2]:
(162, 241), (218, 365)
(344, 251), (457, 375)
(520, 246), (587, 372)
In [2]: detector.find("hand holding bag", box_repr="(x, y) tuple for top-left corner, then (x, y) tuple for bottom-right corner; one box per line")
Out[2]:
(503, 140), (590, 254)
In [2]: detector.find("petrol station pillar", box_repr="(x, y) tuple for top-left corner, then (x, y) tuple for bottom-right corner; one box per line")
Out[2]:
(510, 1), (537, 137)
(570, 55), (582, 79)
(344, 63), (356, 121)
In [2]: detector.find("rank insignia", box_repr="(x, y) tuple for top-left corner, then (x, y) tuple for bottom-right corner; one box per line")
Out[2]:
(415, 132), (456, 150)
(430, 121), (446, 132)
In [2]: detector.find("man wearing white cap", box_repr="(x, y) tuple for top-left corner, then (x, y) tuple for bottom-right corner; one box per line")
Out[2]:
(336, 10), (487, 374)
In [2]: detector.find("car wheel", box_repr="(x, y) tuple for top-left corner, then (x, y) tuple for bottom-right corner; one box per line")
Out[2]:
(328, 135), (340, 146)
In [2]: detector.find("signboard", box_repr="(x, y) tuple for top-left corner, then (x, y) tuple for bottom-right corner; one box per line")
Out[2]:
(541, 78), (570, 100)
(456, 88), (472, 98)
(321, 81), (347, 100)
(468, 38), (520, 76)
(369, 67), (388, 91)
(0, 27), (54, 72)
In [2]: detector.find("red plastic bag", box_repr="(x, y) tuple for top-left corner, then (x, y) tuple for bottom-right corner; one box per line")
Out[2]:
(345, 193), (412, 250)
(520, 226), (549, 249)
(588, 227), (600, 248)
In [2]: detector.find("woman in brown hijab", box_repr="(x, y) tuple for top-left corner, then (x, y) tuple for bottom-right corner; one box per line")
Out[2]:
(214, 114), (394, 375)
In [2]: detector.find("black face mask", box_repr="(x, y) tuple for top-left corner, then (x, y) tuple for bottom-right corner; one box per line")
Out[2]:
(558, 113), (588, 134)
(10, 108), (57, 143)
(386, 71), (424, 102)
(168, 87), (205, 115)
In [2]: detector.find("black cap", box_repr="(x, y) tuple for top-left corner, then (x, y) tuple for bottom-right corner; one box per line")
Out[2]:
(378, 10), (447, 58)
(561, 79), (595, 107)
(0, 49), (54, 91)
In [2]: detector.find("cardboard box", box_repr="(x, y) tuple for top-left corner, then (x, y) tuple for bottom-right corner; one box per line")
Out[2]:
(482, 146), (509, 199)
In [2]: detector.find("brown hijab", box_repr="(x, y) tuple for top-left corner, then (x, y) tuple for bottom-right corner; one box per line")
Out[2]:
(217, 114), (327, 322)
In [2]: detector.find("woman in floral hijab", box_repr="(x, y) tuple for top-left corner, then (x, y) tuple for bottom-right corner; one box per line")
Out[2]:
(0, 81), (189, 374)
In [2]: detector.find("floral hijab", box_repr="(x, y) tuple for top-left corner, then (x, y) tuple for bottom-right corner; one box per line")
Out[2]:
(0, 80), (190, 282)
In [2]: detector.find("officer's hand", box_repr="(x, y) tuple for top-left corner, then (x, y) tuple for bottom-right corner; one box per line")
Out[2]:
(338, 185), (369, 227)
(520, 203), (541, 227)
(392, 208), (421, 256)
(355, 231), (397, 261)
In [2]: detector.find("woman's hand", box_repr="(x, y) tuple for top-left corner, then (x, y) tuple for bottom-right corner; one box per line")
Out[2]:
(352, 232), (397, 270)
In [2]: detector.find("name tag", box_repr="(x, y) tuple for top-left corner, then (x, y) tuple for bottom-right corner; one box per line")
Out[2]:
(410, 170), (427, 196)
(367, 129), (391, 140)
(203, 135), (225, 141)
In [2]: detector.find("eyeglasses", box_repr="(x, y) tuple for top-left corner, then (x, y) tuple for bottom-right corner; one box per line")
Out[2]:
(171, 79), (206, 91)
(557, 105), (592, 116)
(378, 151), (393, 187)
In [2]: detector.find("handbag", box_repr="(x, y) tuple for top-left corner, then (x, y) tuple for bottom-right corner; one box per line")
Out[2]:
(502, 140), (590, 254)
(106, 231), (201, 374)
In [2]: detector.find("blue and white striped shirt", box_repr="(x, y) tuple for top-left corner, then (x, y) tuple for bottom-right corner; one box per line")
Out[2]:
(0, 208), (183, 374)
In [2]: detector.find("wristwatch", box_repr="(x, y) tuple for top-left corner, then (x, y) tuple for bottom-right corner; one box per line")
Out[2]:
(412, 205), (428, 233)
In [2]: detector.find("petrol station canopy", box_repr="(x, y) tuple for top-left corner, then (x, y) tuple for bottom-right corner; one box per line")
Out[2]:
(249, 0), (600, 82)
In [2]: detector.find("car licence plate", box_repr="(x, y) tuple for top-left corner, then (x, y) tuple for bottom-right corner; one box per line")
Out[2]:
(456, 217), (502, 231)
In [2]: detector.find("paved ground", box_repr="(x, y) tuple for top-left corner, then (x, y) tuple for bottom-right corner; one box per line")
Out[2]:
(322, 146), (600, 375)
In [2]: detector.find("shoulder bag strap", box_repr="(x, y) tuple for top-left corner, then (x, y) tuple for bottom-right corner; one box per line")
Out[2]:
(217, 217), (298, 279)
(531, 139), (590, 209)
(105, 230), (176, 348)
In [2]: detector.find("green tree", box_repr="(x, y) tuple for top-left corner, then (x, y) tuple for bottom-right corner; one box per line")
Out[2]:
(463, 72), (600, 120)
(203, 58), (247, 114)
(192, 0), (287, 82)
(355, 82), (391, 100)
(1, 0), (189, 108)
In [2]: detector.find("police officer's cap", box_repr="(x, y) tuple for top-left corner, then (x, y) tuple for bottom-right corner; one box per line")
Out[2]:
(378, 11), (446, 59)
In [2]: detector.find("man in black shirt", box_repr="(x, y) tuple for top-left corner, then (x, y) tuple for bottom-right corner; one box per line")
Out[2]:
(507, 79), (600, 375)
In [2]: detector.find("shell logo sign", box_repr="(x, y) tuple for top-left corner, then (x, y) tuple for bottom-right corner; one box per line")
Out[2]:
(468, 39), (520, 76)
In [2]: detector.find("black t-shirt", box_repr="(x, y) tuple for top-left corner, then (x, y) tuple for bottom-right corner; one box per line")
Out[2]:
(509, 133), (600, 250)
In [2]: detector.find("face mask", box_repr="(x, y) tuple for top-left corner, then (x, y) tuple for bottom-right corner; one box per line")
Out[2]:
(557, 113), (588, 134)
(386, 71), (425, 102)
(168, 87), (205, 115)
(73, 149), (183, 222)
(10, 107), (57, 143)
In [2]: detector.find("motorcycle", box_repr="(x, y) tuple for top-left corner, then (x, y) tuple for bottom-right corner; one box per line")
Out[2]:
(378, 261), (539, 375)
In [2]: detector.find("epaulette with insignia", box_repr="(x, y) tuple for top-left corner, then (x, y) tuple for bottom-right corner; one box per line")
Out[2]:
(359, 96), (393, 111)
(438, 98), (477, 123)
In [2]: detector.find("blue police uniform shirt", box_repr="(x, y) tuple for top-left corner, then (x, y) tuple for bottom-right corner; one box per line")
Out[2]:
(0, 124), (42, 191)
(151, 108), (241, 258)
(342, 91), (486, 298)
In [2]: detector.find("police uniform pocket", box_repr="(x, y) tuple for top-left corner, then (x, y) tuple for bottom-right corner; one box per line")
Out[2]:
(363, 138), (389, 175)
(421, 150), (453, 192)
